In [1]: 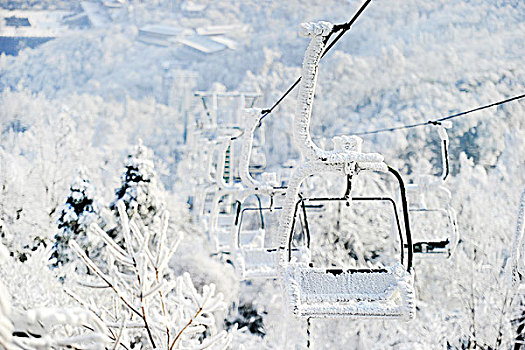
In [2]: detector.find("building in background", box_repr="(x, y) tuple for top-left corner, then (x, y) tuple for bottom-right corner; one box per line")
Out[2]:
(0, 9), (70, 55)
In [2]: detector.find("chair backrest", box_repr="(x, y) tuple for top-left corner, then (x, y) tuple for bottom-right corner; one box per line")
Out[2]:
(286, 167), (413, 273)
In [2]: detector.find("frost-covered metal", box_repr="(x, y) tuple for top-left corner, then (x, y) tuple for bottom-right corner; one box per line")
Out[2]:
(294, 21), (335, 162)
(230, 195), (310, 280)
(239, 108), (269, 189)
(406, 123), (459, 258)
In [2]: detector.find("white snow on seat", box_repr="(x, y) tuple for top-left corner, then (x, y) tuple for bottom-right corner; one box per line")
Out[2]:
(237, 248), (280, 279)
(297, 268), (398, 302)
(285, 263), (415, 319)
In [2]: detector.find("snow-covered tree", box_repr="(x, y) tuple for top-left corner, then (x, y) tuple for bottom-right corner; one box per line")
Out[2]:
(111, 140), (165, 224)
(70, 201), (231, 349)
(51, 168), (99, 267)
(0, 246), (110, 349)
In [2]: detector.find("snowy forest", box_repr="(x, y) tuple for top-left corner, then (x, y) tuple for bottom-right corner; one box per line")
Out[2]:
(0, 0), (524, 349)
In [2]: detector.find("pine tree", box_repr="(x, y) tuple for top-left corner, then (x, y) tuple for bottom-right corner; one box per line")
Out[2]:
(225, 303), (266, 338)
(110, 140), (164, 224)
(51, 168), (98, 267)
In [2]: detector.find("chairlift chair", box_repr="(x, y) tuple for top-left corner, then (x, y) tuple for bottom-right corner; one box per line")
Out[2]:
(406, 122), (459, 258)
(191, 139), (219, 226)
(282, 167), (415, 319)
(193, 136), (233, 232)
(219, 108), (300, 267)
(205, 127), (258, 251)
(208, 191), (255, 252)
(232, 197), (311, 280)
(203, 107), (266, 252)
(207, 184), (243, 252)
(209, 190), (291, 254)
(273, 20), (415, 319)
(194, 90), (261, 129)
(407, 201), (458, 257)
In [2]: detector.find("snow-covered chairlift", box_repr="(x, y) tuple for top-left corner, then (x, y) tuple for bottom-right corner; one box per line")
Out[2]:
(282, 167), (415, 319)
(231, 197), (311, 280)
(191, 139), (219, 226)
(406, 122), (459, 258)
(209, 190), (268, 252)
(214, 107), (309, 277)
(277, 21), (415, 319)
(209, 193), (238, 251)
(206, 116), (264, 251)
(194, 136), (234, 234)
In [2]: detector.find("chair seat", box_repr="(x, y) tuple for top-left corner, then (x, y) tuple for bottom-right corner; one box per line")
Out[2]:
(285, 263), (415, 319)
(236, 248), (309, 280)
(294, 267), (400, 302)
(215, 228), (262, 250)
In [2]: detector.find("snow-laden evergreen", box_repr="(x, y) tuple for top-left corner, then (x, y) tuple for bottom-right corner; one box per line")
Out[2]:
(51, 168), (99, 266)
(111, 140), (165, 224)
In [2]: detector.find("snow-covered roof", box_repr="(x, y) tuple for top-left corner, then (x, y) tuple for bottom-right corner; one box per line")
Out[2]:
(137, 24), (195, 47)
(196, 24), (248, 36)
(208, 35), (238, 50)
(102, 0), (125, 9)
(139, 24), (194, 38)
(80, 1), (111, 27)
(176, 35), (228, 54)
(194, 91), (260, 98)
(0, 9), (70, 38)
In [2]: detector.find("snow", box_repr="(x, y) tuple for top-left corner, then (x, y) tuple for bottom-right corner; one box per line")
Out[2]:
(0, 0), (524, 348)
(139, 24), (193, 37)
(196, 24), (248, 36)
(235, 247), (310, 280)
(80, 1), (111, 28)
(176, 35), (230, 54)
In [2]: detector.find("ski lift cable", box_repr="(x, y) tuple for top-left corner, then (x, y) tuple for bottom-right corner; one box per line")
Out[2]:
(258, 0), (374, 123)
(351, 93), (525, 136)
